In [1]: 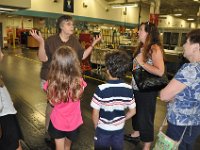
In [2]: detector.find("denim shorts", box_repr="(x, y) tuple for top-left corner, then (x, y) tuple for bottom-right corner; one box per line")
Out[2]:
(166, 121), (200, 150)
(94, 128), (124, 150)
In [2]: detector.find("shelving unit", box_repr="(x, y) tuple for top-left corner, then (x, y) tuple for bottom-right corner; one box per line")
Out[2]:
(40, 27), (56, 40)
(100, 28), (120, 49)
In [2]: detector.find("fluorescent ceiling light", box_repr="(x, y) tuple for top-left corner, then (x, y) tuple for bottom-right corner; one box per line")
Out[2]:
(0, 7), (17, 11)
(193, 0), (199, 2)
(187, 18), (195, 21)
(111, 3), (138, 8)
(174, 14), (182, 16)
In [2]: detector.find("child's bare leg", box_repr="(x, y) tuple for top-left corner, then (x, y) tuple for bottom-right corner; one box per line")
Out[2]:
(55, 138), (65, 150)
(16, 140), (22, 150)
(64, 138), (72, 150)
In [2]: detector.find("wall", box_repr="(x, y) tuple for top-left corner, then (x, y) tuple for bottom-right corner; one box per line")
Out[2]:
(0, 0), (31, 8)
(29, 0), (149, 25)
(28, 0), (196, 28)
(0, 0), (198, 47)
(158, 15), (189, 28)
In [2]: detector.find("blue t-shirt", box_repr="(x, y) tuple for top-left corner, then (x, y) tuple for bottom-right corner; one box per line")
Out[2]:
(167, 63), (200, 126)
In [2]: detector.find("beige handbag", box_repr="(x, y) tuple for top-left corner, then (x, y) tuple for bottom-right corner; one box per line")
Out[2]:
(153, 116), (187, 150)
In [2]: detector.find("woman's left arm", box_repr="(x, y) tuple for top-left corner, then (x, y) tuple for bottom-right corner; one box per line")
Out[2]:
(160, 79), (186, 102)
(136, 45), (165, 77)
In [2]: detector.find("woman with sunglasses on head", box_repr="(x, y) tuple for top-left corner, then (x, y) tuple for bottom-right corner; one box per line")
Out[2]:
(124, 22), (165, 150)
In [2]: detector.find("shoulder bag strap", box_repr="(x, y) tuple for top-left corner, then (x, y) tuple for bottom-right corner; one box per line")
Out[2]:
(159, 115), (187, 143)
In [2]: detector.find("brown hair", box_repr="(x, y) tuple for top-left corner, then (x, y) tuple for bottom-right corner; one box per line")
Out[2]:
(47, 46), (82, 104)
(134, 22), (163, 62)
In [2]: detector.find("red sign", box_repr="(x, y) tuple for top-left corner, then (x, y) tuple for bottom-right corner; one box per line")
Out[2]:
(150, 14), (159, 26)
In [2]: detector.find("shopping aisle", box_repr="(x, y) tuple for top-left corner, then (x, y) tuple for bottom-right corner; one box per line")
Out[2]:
(0, 49), (199, 150)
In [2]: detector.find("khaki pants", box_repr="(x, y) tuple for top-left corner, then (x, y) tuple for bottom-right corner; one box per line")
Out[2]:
(45, 102), (53, 132)
(40, 79), (53, 133)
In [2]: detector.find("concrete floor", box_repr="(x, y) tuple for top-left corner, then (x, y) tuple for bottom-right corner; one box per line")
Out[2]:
(0, 48), (199, 150)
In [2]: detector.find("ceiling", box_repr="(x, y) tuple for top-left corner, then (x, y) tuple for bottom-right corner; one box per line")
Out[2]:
(105, 0), (200, 22)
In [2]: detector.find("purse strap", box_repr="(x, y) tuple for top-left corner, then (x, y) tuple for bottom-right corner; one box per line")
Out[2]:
(159, 116), (187, 143)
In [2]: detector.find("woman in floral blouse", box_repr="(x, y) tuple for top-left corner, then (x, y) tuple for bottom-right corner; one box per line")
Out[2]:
(160, 29), (200, 150)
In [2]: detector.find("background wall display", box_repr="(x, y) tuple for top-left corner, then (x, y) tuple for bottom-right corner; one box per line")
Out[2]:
(63, 0), (74, 13)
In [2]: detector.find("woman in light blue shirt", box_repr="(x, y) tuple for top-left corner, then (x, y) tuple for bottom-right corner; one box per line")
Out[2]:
(160, 29), (200, 150)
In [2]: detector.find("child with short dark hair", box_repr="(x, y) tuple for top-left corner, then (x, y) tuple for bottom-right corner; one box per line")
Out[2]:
(90, 51), (136, 150)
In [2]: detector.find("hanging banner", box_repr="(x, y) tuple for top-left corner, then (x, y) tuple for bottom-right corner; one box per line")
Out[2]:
(63, 0), (74, 13)
(150, 14), (159, 26)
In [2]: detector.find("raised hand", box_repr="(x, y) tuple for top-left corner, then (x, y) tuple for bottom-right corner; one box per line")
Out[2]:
(92, 34), (102, 46)
(29, 30), (44, 44)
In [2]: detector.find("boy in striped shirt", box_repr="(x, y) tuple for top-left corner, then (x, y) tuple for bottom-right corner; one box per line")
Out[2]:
(90, 51), (136, 150)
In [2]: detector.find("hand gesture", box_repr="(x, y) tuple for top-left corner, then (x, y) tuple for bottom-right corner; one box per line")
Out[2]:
(29, 30), (44, 44)
(92, 34), (102, 46)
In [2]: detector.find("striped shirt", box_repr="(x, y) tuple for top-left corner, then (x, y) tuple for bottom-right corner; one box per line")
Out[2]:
(90, 80), (136, 131)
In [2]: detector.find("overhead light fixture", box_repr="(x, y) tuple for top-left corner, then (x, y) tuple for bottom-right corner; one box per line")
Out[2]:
(193, 0), (199, 2)
(187, 18), (195, 21)
(174, 14), (182, 16)
(111, 3), (138, 8)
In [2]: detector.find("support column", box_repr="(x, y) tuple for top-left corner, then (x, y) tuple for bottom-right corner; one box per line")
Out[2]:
(149, 0), (160, 26)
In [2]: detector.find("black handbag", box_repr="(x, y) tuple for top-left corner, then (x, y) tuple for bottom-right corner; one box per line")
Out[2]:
(132, 68), (169, 92)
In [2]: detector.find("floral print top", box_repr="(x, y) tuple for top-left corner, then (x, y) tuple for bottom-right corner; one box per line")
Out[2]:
(167, 63), (200, 126)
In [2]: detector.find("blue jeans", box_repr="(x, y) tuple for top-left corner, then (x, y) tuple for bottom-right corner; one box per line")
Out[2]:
(94, 128), (124, 150)
(166, 122), (200, 150)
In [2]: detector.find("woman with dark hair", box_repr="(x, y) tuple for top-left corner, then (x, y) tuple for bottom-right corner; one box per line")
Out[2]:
(125, 22), (165, 150)
(160, 29), (200, 150)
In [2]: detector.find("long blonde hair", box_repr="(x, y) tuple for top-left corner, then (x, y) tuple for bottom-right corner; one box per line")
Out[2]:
(47, 46), (83, 104)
